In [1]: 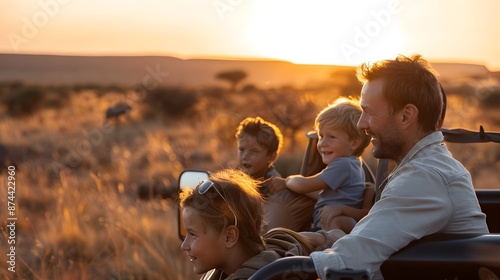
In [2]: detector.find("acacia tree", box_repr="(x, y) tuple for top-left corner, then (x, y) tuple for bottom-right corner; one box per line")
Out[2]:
(329, 68), (362, 97)
(261, 89), (318, 153)
(215, 70), (247, 91)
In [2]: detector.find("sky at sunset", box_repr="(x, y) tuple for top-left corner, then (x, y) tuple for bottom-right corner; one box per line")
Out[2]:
(1, 0), (499, 70)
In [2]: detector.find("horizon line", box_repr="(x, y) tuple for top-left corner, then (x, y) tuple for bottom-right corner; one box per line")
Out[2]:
(0, 51), (497, 71)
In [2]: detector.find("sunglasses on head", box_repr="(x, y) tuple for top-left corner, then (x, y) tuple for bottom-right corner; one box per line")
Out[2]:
(198, 180), (238, 227)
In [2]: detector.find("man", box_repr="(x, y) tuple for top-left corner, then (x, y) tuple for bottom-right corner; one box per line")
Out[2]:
(310, 54), (489, 280)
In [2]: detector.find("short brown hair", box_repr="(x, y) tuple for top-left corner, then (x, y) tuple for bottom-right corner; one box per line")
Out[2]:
(235, 117), (283, 156)
(356, 54), (443, 133)
(314, 97), (370, 157)
(179, 169), (265, 255)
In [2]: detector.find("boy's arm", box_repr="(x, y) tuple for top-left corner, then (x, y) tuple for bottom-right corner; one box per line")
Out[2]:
(286, 174), (327, 193)
(304, 190), (320, 200)
(320, 204), (369, 224)
(267, 177), (320, 199)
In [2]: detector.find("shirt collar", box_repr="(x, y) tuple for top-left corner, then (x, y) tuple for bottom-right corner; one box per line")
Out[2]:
(398, 131), (444, 167)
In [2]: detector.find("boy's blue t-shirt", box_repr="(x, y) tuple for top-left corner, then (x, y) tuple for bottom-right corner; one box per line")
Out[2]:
(313, 155), (365, 230)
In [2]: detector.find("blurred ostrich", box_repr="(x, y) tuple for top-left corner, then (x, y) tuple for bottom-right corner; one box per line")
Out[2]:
(104, 102), (131, 124)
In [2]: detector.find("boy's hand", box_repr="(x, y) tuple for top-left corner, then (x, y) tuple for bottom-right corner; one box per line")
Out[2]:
(267, 177), (287, 194)
(319, 205), (344, 228)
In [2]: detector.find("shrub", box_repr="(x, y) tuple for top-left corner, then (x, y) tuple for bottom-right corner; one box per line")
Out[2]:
(143, 87), (199, 119)
(479, 88), (500, 108)
(0, 83), (74, 116)
(2, 85), (45, 117)
(203, 86), (227, 99)
(241, 84), (259, 93)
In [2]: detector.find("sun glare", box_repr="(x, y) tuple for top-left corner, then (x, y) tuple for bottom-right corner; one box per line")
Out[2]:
(246, 0), (406, 66)
(3, 1), (498, 69)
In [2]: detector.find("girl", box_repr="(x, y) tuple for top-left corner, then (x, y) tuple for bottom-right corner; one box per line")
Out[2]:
(179, 169), (343, 280)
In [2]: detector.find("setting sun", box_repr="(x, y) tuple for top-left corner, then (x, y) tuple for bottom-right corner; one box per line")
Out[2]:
(246, 0), (406, 66)
(0, 0), (499, 69)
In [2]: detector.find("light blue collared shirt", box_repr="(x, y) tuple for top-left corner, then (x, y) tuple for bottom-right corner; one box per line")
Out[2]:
(311, 131), (489, 280)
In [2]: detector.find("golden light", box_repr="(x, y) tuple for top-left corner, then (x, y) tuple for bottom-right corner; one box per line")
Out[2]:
(245, 0), (406, 66)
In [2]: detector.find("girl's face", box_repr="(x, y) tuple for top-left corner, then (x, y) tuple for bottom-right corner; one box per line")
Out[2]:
(237, 134), (274, 179)
(181, 207), (228, 275)
(317, 125), (359, 165)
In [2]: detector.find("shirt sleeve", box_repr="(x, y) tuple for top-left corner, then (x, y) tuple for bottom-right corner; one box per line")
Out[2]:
(312, 163), (453, 279)
(310, 249), (347, 279)
(317, 157), (353, 191)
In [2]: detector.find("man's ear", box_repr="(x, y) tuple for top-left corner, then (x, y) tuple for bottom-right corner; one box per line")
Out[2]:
(224, 226), (239, 248)
(400, 104), (418, 128)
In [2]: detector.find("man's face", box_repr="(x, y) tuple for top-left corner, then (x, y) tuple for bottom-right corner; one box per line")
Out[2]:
(237, 133), (274, 179)
(357, 79), (404, 161)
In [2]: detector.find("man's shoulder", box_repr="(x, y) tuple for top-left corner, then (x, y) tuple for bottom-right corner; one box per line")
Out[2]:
(406, 149), (469, 179)
(387, 154), (472, 197)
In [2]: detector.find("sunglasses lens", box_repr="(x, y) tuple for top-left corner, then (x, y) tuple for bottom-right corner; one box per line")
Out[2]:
(198, 180), (214, 194)
(196, 179), (238, 227)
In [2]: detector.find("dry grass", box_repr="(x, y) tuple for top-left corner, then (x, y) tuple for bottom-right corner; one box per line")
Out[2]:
(0, 167), (197, 279)
(443, 95), (500, 188)
(0, 91), (209, 280)
(0, 84), (499, 279)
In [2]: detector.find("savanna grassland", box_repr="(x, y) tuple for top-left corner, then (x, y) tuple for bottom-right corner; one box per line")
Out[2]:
(0, 71), (499, 280)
